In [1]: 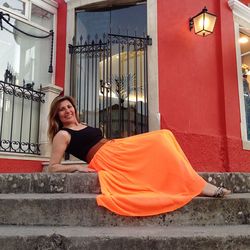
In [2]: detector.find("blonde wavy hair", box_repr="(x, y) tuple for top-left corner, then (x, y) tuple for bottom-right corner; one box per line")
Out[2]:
(48, 95), (79, 142)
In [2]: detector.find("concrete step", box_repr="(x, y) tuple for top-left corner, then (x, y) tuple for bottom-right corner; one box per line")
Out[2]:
(0, 172), (249, 194)
(0, 225), (249, 250)
(0, 193), (249, 227)
(0, 173), (100, 194)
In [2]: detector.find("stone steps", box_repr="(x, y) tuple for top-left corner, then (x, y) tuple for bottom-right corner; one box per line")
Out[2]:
(0, 173), (100, 194)
(0, 193), (249, 226)
(0, 225), (249, 250)
(0, 172), (249, 249)
(0, 172), (249, 193)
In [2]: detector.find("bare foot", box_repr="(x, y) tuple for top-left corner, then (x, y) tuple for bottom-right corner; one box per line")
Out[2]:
(213, 187), (231, 197)
(200, 182), (231, 197)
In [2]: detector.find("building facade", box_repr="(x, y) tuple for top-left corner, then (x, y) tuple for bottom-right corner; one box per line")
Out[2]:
(0, 0), (249, 172)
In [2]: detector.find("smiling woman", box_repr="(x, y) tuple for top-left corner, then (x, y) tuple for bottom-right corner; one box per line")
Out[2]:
(48, 96), (80, 142)
(48, 95), (106, 172)
(47, 95), (231, 217)
(57, 99), (78, 126)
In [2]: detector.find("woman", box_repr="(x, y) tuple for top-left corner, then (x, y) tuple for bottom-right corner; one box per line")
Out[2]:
(48, 95), (231, 216)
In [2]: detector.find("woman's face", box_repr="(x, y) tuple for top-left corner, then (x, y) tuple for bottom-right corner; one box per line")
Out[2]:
(57, 99), (77, 126)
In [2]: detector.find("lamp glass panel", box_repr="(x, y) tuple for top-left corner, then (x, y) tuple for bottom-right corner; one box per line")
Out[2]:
(204, 13), (216, 32)
(193, 14), (204, 33)
(193, 12), (216, 36)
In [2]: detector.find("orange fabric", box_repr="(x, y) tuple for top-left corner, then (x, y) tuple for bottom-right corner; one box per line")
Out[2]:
(89, 130), (206, 216)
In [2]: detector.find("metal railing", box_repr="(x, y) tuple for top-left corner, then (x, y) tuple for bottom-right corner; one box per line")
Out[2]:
(69, 33), (151, 138)
(0, 80), (45, 154)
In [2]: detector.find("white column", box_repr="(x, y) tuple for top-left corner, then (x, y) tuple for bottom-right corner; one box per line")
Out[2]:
(39, 84), (63, 157)
(147, 0), (160, 131)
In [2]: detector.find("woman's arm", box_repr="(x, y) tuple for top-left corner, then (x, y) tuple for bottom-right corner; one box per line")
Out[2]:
(48, 131), (93, 173)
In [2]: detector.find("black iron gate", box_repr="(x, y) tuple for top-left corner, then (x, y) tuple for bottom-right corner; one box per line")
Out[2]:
(69, 33), (151, 138)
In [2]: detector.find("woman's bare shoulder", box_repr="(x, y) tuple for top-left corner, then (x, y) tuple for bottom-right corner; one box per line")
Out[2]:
(53, 130), (70, 143)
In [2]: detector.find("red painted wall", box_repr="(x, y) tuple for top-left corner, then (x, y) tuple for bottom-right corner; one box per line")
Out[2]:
(158, 0), (250, 172)
(0, 159), (43, 173)
(240, 0), (250, 5)
(55, 0), (67, 88)
(2, 1), (249, 173)
(0, 1), (67, 173)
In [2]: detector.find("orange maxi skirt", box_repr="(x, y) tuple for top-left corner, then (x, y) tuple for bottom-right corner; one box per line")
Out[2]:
(89, 130), (206, 216)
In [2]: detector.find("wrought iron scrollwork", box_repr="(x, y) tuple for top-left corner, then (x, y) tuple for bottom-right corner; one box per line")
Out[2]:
(0, 81), (45, 103)
(0, 80), (45, 155)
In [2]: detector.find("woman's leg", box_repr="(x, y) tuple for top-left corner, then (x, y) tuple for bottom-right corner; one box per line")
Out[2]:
(162, 130), (231, 197)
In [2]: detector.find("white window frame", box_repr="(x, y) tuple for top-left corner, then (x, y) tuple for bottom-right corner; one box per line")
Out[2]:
(228, 0), (250, 149)
(0, 0), (29, 19)
(0, 0), (58, 84)
(30, 0), (57, 32)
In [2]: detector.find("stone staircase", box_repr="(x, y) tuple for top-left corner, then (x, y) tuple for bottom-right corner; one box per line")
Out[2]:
(0, 172), (249, 250)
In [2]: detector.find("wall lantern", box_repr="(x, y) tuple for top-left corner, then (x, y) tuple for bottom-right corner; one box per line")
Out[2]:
(189, 7), (217, 37)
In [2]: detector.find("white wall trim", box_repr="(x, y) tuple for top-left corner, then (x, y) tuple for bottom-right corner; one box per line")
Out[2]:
(0, 153), (49, 161)
(41, 0), (58, 9)
(228, 0), (250, 26)
(229, 0), (250, 150)
(32, 0), (58, 13)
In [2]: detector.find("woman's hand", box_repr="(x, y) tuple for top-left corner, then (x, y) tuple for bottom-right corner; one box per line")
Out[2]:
(75, 165), (96, 173)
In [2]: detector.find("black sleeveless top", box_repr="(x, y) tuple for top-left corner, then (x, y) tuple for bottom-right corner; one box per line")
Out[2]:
(60, 126), (103, 162)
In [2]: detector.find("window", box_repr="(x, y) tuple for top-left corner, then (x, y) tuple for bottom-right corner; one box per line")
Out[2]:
(76, 3), (147, 41)
(0, 0), (27, 17)
(239, 29), (250, 140)
(31, 3), (53, 30)
(0, 0), (57, 89)
(229, 0), (250, 148)
(0, 0), (57, 154)
(0, 16), (52, 88)
(73, 4), (148, 137)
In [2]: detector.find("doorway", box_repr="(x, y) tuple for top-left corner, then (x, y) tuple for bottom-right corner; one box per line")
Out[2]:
(69, 2), (150, 138)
